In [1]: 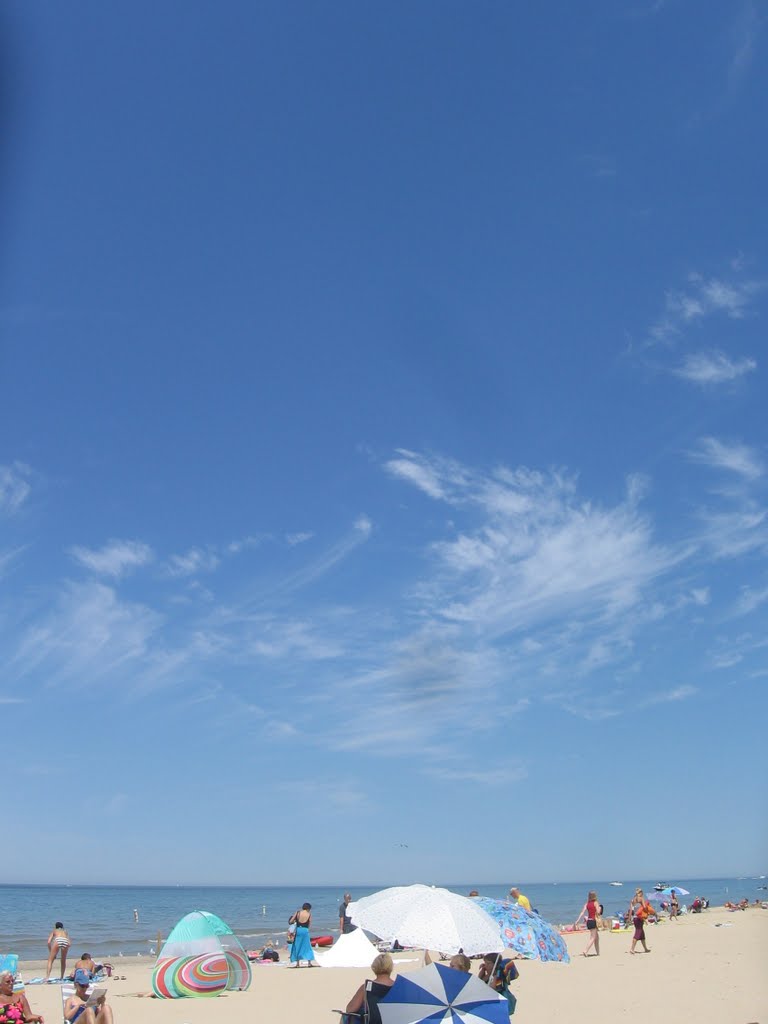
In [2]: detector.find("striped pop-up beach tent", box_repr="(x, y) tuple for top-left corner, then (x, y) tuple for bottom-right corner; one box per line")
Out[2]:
(152, 910), (251, 999)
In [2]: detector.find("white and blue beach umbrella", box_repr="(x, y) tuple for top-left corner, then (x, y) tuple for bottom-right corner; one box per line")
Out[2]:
(379, 963), (509, 1024)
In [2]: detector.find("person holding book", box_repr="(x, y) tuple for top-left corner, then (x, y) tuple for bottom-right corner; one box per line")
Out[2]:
(63, 970), (113, 1024)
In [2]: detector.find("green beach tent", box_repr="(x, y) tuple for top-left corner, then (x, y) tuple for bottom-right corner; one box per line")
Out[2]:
(152, 910), (251, 998)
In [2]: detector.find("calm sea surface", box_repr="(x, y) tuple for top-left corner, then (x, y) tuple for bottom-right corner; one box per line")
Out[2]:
(1, 878), (763, 961)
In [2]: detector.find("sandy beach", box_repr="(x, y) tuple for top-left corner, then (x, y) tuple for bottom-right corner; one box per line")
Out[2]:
(15, 907), (767, 1023)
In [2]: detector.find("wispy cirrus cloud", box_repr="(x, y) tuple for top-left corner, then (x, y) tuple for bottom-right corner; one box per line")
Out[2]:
(69, 539), (154, 577)
(733, 584), (768, 617)
(640, 684), (697, 707)
(648, 271), (765, 345)
(354, 451), (694, 734)
(385, 450), (455, 500)
(11, 581), (162, 687)
(689, 437), (764, 480)
(729, 0), (764, 87)
(285, 531), (313, 546)
(277, 777), (366, 808)
(273, 516), (373, 593)
(673, 350), (757, 385)
(0, 462), (32, 515)
(163, 546), (221, 577)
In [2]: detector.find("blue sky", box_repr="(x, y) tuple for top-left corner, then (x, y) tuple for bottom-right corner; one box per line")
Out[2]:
(1, 1), (766, 886)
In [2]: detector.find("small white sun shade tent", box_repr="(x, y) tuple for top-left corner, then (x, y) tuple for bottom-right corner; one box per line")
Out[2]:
(152, 910), (251, 998)
(315, 928), (381, 968)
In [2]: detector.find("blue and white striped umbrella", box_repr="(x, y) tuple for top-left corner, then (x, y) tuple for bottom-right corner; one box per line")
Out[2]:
(379, 963), (509, 1024)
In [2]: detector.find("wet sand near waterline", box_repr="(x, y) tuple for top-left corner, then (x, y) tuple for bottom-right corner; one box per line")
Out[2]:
(16, 908), (768, 1023)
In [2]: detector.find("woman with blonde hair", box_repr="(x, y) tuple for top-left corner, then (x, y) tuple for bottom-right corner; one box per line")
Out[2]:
(342, 952), (395, 1024)
(574, 890), (601, 957)
(629, 888), (652, 954)
(0, 969), (44, 1023)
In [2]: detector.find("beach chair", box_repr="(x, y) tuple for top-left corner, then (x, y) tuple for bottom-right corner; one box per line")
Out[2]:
(0, 953), (25, 993)
(332, 980), (387, 1024)
(60, 980), (105, 1023)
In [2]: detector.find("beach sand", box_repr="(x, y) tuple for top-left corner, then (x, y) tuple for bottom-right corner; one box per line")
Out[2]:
(18, 908), (767, 1023)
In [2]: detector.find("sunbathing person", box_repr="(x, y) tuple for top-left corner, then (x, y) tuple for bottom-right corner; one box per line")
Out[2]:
(341, 953), (395, 1024)
(63, 969), (113, 1024)
(72, 954), (98, 979)
(0, 968), (44, 1023)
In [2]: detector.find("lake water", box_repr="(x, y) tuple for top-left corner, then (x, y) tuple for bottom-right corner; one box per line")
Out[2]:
(1, 877), (763, 960)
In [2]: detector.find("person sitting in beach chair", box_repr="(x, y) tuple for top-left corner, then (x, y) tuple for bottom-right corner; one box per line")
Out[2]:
(0, 968), (44, 1023)
(335, 953), (395, 1024)
(62, 969), (113, 1024)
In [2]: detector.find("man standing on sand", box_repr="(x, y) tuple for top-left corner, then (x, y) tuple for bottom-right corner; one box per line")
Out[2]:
(338, 893), (357, 934)
(509, 887), (531, 912)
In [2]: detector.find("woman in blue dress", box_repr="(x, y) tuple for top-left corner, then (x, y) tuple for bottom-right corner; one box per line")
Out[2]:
(289, 903), (316, 967)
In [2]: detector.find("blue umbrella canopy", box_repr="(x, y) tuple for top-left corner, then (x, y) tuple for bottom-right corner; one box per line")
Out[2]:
(472, 897), (570, 963)
(379, 963), (509, 1024)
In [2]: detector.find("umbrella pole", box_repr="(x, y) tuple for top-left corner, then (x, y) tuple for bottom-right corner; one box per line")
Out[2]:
(484, 953), (502, 989)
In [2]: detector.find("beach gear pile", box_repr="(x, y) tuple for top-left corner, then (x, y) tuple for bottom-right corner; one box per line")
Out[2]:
(152, 910), (251, 999)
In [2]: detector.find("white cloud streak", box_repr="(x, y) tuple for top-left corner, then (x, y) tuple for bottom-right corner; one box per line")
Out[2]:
(690, 437), (764, 480)
(11, 581), (162, 688)
(649, 272), (765, 345)
(69, 539), (154, 577)
(0, 463), (32, 515)
(673, 350), (757, 385)
(640, 684), (698, 707)
(164, 547), (221, 577)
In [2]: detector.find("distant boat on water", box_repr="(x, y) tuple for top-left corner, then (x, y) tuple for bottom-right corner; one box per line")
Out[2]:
(653, 883), (670, 891)
(609, 881), (622, 886)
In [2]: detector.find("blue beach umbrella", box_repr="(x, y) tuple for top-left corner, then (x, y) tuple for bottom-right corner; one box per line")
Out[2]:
(658, 886), (689, 897)
(472, 897), (570, 963)
(379, 963), (509, 1024)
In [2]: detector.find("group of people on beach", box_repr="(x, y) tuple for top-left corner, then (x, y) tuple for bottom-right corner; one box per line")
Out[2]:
(9, 922), (115, 1024)
(338, 948), (520, 1022)
(572, 888), (658, 957)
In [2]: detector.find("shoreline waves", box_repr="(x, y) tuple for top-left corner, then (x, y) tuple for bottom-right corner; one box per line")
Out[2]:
(1, 877), (764, 960)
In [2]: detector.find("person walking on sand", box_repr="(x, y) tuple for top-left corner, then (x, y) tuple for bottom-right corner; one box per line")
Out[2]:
(629, 889), (652, 954)
(45, 921), (71, 980)
(574, 890), (601, 956)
